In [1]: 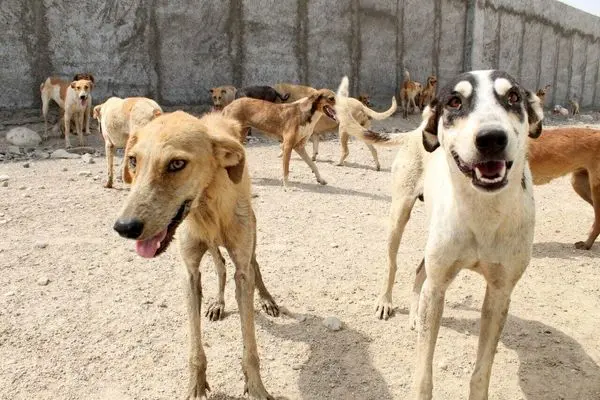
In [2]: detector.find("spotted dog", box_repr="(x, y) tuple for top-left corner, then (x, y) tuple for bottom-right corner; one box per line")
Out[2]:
(336, 70), (544, 399)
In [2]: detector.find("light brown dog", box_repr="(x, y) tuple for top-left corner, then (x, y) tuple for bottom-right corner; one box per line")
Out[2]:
(418, 75), (437, 110)
(209, 85), (237, 110)
(93, 96), (163, 188)
(569, 98), (580, 115)
(536, 84), (552, 107)
(400, 70), (422, 118)
(114, 111), (278, 400)
(529, 127), (600, 249)
(223, 90), (337, 187)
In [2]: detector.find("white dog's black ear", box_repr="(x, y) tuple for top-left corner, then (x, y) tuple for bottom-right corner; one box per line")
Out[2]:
(422, 98), (440, 152)
(525, 90), (544, 138)
(213, 136), (246, 184)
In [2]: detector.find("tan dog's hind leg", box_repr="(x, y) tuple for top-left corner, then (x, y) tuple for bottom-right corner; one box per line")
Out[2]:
(64, 112), (72, 148)
(311, 134), (320, 161)
(571, 170), (592, 205)
(104, 141), (115, 188)
(251, 253), (279, 317)
(375, 196), (417, 320)
(180, 234), (210, 400)
(575, 173), (600, 250)
(281, 141), (293, 188)
(336, 129), (350, 167)
(410, 260), (426, 330)
(227, 229), (273, 399)
(366, 144), (380, 171)
(41, 95), (50, 140)
(294, 144), (327, 185)
(205, 247), (227, 321)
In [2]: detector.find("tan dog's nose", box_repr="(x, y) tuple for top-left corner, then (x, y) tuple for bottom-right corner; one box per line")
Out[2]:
(114, 218), (144, 239)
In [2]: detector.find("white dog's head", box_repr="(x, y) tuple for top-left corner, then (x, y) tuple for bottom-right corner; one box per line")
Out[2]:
(422, 70), (543, 193)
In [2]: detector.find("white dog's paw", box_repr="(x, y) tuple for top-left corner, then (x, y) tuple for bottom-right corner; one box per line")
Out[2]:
(205, 300), (225, 321)
(375, 295), (394, 320)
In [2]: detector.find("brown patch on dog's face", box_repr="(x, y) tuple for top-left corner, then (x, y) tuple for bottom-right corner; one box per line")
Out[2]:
(70, 79), (94, 106)
(73, 73), (95, 84)
(357, 94), (372, 106)
(117, 111), (245, 257)
(312, 89), (337, 122)
(427, 76), (437, 87)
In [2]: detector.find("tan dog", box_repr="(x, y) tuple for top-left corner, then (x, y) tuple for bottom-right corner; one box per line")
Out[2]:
(209, 85), (236, 110)
(114, 111), (278, 400)
(418, 75), (437, 110)
(400, 70), (422, 118)
(536, 84), (552, 107)
(569, 97), (580, 115)
(93, 97), (163, 188)
(223, 90), (337, 187)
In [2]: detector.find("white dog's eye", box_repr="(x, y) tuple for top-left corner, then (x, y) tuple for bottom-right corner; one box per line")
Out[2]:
(447, 96), (462, 110)
(128, 156), (136, 170)
(507, 91), (520, 105)
(168, 159), (187, 172)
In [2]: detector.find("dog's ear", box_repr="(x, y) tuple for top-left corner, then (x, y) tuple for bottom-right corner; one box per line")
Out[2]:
(152, 109), (162, 118)
(422, 98), (440, 152)
(70, 81), (76, 89)
(525, 90), (544, 138)
(213, 135), (245, 184)
(209, 88), (214, 94)
(122, 134), (138, 184)
(299, 93), (319, 113)
(92, 105), (101, 119)
(221, 89), (227, 95)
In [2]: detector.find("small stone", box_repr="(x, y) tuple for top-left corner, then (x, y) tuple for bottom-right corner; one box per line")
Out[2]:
(322, 316), (343, 331)
(33, 150), (50, 159)
(5, 291), (15, 297)
(78, 171), (92, 177)
(8, 145), (21, 155)
(34, 242), (48, 249)
(438, 361), (448, 371)
(6, 127), (42, 147)
(93, 175), (100, 181)
(296, 314), (307, 322)
(292, 364), (303, 370)
(18, 186), (26, 190)
(331, 243), (339, 248)
(0, 175), (9, 182)
(1, 181), (7, 187)
(62, 167), (68, 172)
(81, 153), (95, 164)
(22, 163), (30, 168)
(51, 149), (80, 159)
(37, 277), (50, 286)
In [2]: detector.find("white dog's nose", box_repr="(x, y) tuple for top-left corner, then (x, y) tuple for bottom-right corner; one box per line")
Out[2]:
(475, 130), (507, 155)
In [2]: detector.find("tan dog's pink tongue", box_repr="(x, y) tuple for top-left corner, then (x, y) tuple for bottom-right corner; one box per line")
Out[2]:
(135, 228), (168, 258)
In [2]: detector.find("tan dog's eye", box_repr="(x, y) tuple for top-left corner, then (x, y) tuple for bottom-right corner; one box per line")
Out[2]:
(168, 159), (187, 172)
(328, 96), (335, 102)
(447, 96), (462, 110)
(128, 156), (137, 170)
(507, 91), (520, 105)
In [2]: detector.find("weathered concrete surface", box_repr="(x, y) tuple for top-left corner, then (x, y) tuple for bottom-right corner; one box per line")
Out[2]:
(1, 0), (600, 110)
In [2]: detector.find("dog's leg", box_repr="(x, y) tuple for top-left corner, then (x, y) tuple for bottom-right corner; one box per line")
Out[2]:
(42, 95), (50, 140)
(251, 253), (279, 317)
(85, 104), (91, 135)
(281, 140), (293, 188)
(294, 144), (327, 185)
(227, 231), (274, 400)
(375, 196), (417, 320)
(469, 278), (513, 399)
(336, 128), (350, 167)
(64, 111), (72, 148)
(205, 247), (226, 321)
(311, 134), (319, 161)
(104, 141), (114, 188)
(366, 144), (380, 171)
(77, 112), (85, 146)
(575, 177), (600, 250)
(180, 234), (210, 400)
(571, 170), (592, 205)
(410, 259), (427, 330)
(277, 143), (283, 158)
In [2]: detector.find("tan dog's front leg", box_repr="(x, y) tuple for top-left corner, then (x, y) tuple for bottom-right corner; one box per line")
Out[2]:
(64, 111), (72, 148)
(281, 141), (293, 188)
(77, 112), (85, 146)
(469, 280), (513, 400)
(104, 141), (114, 188)
(294, 144), (327, 185)
(180, 235), (210, 400)
(311, 134), (320, 161)
(336, 129), (350, 167)
(227, 235), (273, 400)
(205, 247), (227, 321)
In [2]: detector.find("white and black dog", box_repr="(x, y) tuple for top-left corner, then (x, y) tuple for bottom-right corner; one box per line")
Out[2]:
(335, 71), (544, 399)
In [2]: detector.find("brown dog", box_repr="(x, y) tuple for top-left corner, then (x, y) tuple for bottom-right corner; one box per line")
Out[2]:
(400, 70), (422, 118)
(536, 84), (552, 107)
(418, 75), (437, 110)
(209, 85), (236, 110)
(529, 127), (600, 249)
(223, 90), (337, 187)
(114, 111), (278, 399)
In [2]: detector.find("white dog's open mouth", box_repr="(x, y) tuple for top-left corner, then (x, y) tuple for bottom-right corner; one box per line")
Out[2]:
(323, 105), (337, 122)
(452, 151), (513, 191)
(135, 200), (191, 258)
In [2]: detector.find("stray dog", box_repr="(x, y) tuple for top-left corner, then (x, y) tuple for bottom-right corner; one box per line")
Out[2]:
(40, 73), (95, 140)
(209, 85), (237, 111)
(528, 127), (600, 249)
(273, 83), (315, 102)
(536, 84), (551, 107)
(114, 111), (279, 400)
(357, 94), (372, 106)
(92, 97), (163, 188)
(400, 70), (422, 118)
(419, 75), (437, 110)
(569, 96), (580, 115)
(223, 90), (337, 187)
(236, 86), (290, 102)
(336, 71), (544, 399)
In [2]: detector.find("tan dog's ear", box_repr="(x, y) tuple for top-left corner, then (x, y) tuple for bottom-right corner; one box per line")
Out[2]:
(525, 90), (544, 138)
(422, 98), (440, 152)
(88, 81), (94, 89)
(152, 109), (162, 118)
(93, 105), (101, 119)
(221, 89), (227, 95)
(70, 81), (76, 89)
(122, 134), (138, 184)
(213, 135), (245, 184)
(209, 88), (214, 94)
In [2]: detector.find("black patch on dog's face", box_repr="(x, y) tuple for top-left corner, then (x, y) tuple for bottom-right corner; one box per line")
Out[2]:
(490, 71), (525, 123)
(437, 72), (478, 129)
(521, 173), (527, 190)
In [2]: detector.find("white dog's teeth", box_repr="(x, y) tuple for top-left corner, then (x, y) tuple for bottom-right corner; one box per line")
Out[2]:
(156, 241), (161, 249)
(475, 168), (483, 180)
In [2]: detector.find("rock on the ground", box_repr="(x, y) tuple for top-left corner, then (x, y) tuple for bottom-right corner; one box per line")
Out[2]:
(1, 181), (7, 187)
(323, 316), (343, 331)
(67, 146), (96, 155)
(6, 127), (42, 147)
(81, 153), (95, 164)
(34, 242), (48, 249)
(78, 171), (92, 177)
(0, 175), (9, 182)
(51, 149), (80, 159)
(33, 150), (50, 159)
(37, 277), (50, 286)
(22, 163), (30, 168)
(8, 145), (21, 155)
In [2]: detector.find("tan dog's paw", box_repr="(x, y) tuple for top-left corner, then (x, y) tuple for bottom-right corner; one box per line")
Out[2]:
(205, 300), (225, 321)
(574, 241), (592, 250)
(259, 297), (280, 317)
(244, 381), (274, 400)
(375, 295), (393, 320)
(187, 375), (210, 400)
(103, 180), (113, 189)
(317, 178), (327, 185)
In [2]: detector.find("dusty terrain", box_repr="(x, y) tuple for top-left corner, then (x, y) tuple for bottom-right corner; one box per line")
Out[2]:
(1, 107), (600, 400)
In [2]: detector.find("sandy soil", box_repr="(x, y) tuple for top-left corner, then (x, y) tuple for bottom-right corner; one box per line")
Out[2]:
(1, 108), (600, 400)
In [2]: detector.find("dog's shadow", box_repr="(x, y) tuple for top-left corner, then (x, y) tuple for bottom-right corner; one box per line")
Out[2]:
(442, 307), (600, 400)
(252, 177), (391, 202)
(532, 241), (600, 259)
(256, 313), (393, 400)
(317, 158), (392, 173)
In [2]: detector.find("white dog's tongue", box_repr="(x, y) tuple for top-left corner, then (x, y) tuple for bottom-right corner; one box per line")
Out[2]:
(135, 227), (168, 258)
(476, 161), (505, 177)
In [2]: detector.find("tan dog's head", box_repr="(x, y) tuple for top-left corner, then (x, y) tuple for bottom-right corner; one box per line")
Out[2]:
(426, 76), (438, 88)
(209, 86), (236, 110)
(70, 79), (94, 107)
(114, 111), (246, 258)
(303, 89), (337, 122)
(422, 70), (543, 193)
(357, 94), (372, 107)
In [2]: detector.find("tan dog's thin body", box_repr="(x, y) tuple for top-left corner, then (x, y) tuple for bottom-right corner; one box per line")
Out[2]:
(209, 85), (237, 110)
(115, 111), (278, 399)
(93, 97), (163, 188)
(569, 98), (580, 115)
(400, 70), (422, 118)
(419, 76), (437, 110)
(223, 90), (337, 187)
(536, 84), (551, 107)
(337, 71), (544, 399)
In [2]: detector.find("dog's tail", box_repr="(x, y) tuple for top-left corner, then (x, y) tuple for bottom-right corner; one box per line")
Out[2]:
(403, 70), (411, 82)
(276, 90), (290, 102)
(335, 76), (422, 147)
(40, 77), (51, 92)
(362, 97), (397, 120)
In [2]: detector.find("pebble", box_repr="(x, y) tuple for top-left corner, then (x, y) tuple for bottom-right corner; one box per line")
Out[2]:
(0, 175), (9, 182)
(18, 186), (26, 190)
(22, 162), (30, 168)
(331, 243), (339, 248)
(62, 167), (68, 172)
(51, 149), (80, 159)
(78, 171), (92, 177)
(81, 153), (95, 164)
(292, 364), (303, 370)
(37, 277), (50, 286)
(322, 316), (343, 331)
(438, 360), (448, 371)
(34, 242), (48, 249)
(1, 181), (7, 187)
(4, 291), (15, 297)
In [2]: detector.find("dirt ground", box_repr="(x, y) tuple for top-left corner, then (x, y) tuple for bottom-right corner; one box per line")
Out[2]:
(1, 107), (600, 400)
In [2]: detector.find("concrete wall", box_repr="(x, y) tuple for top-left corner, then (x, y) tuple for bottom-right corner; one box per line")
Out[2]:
(1, 0), (599, 110)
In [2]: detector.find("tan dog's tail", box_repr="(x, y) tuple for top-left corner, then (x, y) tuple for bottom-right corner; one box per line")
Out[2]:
(363, 97), (397, 120)
(403, 70), (410, 82)
(336, 76), (421, 146)
(40, 77), (51, 92)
